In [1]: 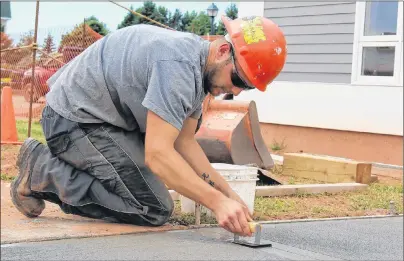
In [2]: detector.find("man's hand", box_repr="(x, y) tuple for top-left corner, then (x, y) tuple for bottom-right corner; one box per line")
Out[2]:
(212, 196), (253, 237)
(228, 190), (253, 220)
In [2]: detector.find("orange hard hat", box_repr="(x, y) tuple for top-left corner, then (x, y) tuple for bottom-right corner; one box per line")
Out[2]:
(222, 15), (287, 92)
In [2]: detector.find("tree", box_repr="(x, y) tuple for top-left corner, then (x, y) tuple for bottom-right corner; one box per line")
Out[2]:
(226, 3), (238, 19)
(17, 31), (34, 47)
(1, 32), (31, 66)
(157, 6), (169, 25)
(117, 5), (140, 29)
(187, 12), (213, 36)
(59, 23), (102, 52)
(0, 32), (13, 50)
(180, 11), (198, 32)
(85, 16), (109, 36)
(216, 3), (238, 35)
(42, 33), (55, 53)
(216, 21), (226, 35)
(168, 9), (182, 31)
(117, 2), (171, 29)
(137, 1), (167, 26)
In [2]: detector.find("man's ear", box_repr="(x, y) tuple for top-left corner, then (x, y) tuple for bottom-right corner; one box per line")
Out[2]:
(215, 42), (231, 61)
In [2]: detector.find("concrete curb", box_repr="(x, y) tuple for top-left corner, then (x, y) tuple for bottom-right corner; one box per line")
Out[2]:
(255, 183), (368, 197)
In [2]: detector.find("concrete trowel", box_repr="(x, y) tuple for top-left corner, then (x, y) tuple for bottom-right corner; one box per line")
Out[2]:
(232, 222), (272, 248)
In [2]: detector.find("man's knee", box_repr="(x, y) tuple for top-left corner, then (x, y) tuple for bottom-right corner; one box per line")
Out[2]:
(148, 197), (175, 226)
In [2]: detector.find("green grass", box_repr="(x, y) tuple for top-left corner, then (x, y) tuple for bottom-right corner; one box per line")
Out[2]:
(270, 138), (287, 152)
(1, 173), (14, 182)
(253, 182), (403, 220)
(255, 197), (297, 215)
(16, 119), (46, 144)
(349, 183), (403, 212)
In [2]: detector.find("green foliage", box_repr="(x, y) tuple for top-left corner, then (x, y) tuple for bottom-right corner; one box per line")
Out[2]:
(16, 120), (46, 144)
(226, 3), (238, 20)
(58, 23), (101, 52)
(115, 1), (239, 35)
(180, 11), (198, 32)
(349, 183), (403, 212)
(117, 5), (140, 29)
(85, 16), (109, 36)
(187, 12), (213, 35)
(137, 1), (161, 25)
(168, 9), (183, 31)
(157, 6), (169, 25)
(217, 3), (238, 35)
(1, 173), (14, 182)
(216, 22), (226, 35)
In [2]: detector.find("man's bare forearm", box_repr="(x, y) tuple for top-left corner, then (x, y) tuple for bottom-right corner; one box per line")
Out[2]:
(145, 146), (225, 210)
(174, 137), (234, 197)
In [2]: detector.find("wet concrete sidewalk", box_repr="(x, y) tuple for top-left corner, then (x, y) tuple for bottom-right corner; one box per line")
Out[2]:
(2, 216), (403, 260)
(1, 181), (188, 244)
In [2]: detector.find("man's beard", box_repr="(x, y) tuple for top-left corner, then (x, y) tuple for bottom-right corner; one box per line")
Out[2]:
(203, 68), (216, 94)
(203, 57), (231, 95)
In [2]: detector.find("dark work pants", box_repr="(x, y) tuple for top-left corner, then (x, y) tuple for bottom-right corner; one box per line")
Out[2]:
(30, 105), (174, 226)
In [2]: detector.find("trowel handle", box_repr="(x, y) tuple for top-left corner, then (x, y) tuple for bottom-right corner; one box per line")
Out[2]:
(248, 222), (262, 233)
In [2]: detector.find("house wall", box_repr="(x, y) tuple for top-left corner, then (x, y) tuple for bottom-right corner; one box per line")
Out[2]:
(234, 1), (403, 165)
(263, 1), (356, 83)
(260, 122), (403, 166)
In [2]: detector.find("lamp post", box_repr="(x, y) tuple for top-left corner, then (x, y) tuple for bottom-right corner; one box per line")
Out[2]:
(207, 3), (218, 35)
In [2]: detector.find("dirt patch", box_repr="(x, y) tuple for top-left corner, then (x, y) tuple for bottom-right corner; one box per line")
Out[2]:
(1, 145), (20, 179)
(12, 94), (45, 119)
(1, 181), (188, 244)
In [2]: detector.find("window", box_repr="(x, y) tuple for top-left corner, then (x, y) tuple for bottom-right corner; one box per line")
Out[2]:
(352, 1), (403, 86)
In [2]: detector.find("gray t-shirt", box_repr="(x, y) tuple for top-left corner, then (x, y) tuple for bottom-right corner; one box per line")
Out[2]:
(46, 24), (209, 132)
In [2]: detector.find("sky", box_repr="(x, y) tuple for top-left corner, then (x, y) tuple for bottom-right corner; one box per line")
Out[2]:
(5, 1), (237, 48)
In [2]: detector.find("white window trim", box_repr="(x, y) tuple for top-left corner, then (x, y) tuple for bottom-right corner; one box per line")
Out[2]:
(351, 1), (403, 87)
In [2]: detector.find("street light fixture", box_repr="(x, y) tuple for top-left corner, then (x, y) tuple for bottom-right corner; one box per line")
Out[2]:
(207, 3), (218, 35)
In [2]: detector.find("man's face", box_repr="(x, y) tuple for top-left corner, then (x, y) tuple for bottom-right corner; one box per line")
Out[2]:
(204, 43), (255, 97)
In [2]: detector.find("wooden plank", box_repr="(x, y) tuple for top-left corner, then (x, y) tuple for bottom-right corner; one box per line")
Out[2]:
(256, 183), (368, 197)
(258, 168), (283, 185)
(282, 153), (372, 184)
(357, 163), (372, 184)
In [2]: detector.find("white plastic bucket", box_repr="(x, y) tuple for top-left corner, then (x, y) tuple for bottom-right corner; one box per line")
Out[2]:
(180, 163), (259, 216)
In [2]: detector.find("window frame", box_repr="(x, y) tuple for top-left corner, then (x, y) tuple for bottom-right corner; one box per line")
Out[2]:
(351, 1), (403, 87)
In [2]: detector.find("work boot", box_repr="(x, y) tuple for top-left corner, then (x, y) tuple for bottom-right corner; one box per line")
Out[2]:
(10, 138), (46, 218)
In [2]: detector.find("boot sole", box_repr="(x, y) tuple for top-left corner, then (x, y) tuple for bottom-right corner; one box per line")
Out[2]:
(16, 138), (38, 169)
